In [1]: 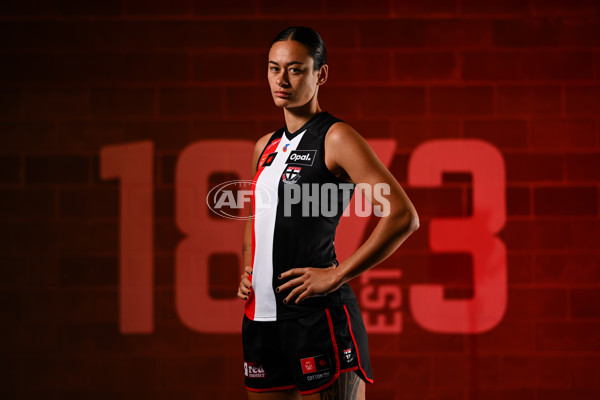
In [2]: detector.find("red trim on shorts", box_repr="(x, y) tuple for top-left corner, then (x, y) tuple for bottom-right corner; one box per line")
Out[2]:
(343, 305), (374, 384)
(341, 366), (359, 374)
(245, 384), (296, 393)
(297, 308), (341, 395)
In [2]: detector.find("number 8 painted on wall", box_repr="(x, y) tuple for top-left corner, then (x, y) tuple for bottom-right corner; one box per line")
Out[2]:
(408, 139), (507, 333)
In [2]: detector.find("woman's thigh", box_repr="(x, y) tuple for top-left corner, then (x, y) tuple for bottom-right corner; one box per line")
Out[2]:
(246, 371), (365, 400)
(301, 371), (365, 400)
(247, 389), (301, 400)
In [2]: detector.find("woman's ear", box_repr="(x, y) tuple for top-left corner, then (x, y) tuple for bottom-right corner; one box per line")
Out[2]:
(317, 64), (328, 86)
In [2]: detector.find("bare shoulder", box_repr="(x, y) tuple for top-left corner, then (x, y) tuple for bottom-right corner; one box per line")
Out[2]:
(255, 131), (274, 151)
(324, 122), (373, 182)
(324, 120), (397, 187)
(251, 131), (276, 175)
(326, 121), (362, 143)
(325, 121), (377, 161)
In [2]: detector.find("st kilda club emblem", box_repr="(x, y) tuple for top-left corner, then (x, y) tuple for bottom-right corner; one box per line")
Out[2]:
(343, 348), (354, 363)
(282, 166), (301, 184)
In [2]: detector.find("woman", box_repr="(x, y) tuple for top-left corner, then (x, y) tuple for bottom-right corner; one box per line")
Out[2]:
(237, 26), (419, 399)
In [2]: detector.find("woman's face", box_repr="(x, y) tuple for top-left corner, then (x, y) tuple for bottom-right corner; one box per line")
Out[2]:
(267, 39), (326, 109)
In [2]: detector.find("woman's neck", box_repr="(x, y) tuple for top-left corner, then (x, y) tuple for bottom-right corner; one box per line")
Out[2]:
(283, 102), (322, 134)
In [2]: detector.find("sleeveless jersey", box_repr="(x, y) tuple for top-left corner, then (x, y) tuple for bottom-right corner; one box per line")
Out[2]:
(245, 111), (359, 321)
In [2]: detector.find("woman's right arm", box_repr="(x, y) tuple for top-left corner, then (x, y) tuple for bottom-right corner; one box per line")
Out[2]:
(237, 219), (253, 300)
(237, 132), (274, 300)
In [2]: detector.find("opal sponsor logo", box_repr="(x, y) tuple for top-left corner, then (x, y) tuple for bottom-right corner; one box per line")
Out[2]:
(286, 150), (317, 166)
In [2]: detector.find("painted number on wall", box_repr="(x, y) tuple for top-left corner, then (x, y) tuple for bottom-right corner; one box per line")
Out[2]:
(100, 139), (506, 334)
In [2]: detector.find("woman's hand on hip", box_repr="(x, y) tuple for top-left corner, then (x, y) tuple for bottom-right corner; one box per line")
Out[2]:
(276, 264), (342, 304)
(237, 266), (253, 300)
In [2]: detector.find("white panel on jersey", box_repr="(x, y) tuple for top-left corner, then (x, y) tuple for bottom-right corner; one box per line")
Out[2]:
(251, 130), (306, 321)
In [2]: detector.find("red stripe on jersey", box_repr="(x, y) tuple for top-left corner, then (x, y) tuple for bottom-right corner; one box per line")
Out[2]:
(245, 138), (280, 320)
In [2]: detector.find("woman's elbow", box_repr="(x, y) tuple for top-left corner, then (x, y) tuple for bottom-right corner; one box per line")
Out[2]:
(405, 209), (420, 234)
(409, 210), (419, 232)
(389, 207), (419, 236)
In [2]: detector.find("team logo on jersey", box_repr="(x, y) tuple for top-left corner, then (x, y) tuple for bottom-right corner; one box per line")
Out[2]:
(300, 355), (331, 375)
(282, 166), (301, 184)
(244, 361), (266, 379)
(285, 150), (316, 166)
(343, 348), (354, 363)
(259, 152), (277, 167)
(283, 143), (290, 152)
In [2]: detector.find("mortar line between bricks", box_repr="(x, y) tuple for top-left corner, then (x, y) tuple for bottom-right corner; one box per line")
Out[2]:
(596, 117), (600, 148)
(492, 84), (497, 117)
(18, 154), (25, 187)
(153, 86), (159, 118)
(456, 0), (463, 16)
(560, 83), (566, 118)
(566, 286), (572, 323)
(54, 185), (60, 221)
(5, 48), (600, 55)
(7, 116), (600, 125)
(518, 249), (600, 255)
(0, 15), (546, 22)
(505, 215), (600, 221)
(525, 117), (532, 149)
(509, 284), (600, 290)
(424, 85), (431, 117)
(561, 153), (567, 184)
(4, 82), (600, 88)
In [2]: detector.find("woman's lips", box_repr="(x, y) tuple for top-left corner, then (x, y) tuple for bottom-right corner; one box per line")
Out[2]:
(275, 91), (291, 98)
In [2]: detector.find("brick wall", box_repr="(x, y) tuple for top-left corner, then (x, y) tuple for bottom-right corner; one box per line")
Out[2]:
(1, 1), (599, 399)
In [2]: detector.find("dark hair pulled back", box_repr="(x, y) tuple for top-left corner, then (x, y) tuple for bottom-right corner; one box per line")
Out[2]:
(270, 26), (327, 71)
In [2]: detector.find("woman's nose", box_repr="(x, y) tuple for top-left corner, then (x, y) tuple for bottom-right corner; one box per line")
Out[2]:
(277, 72), (289, 86)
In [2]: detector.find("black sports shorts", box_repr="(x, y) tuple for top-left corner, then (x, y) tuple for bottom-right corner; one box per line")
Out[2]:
(242, 303), (373, 395)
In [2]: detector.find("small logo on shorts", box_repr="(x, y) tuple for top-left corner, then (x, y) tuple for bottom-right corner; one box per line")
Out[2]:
(343, 348), (354, 363)
(300, 355), (331, 375)
(244, 362), (266, 378)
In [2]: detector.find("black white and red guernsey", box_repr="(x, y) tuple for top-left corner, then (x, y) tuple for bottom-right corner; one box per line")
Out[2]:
(245, 111), (359, 321)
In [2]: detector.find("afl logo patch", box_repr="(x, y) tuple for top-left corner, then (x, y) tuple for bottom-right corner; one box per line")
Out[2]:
(285, 150), (316, 166)
(282, 166), (301, 184)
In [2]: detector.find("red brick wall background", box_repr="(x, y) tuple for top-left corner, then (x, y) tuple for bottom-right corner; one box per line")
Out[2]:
(1, 1), (600, 399)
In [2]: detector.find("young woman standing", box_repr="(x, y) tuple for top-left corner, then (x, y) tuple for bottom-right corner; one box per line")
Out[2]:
(237, 26), (419, 400)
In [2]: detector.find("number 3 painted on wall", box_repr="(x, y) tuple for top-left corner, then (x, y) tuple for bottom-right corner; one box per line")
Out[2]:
(408, 139), (507, 333)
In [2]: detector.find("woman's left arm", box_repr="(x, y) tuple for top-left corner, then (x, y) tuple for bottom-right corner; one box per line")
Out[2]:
(277, 123), (419, 304)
